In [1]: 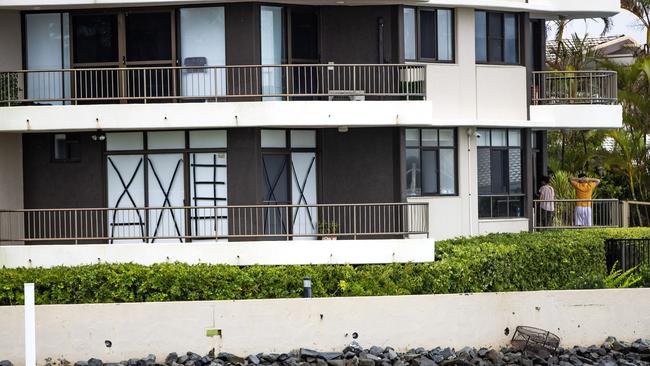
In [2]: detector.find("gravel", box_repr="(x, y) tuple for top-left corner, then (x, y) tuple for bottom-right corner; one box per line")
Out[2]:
(3, 336), (650, 366)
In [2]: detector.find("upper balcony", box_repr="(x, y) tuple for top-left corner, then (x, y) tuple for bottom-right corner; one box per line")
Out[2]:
(530, 70), (622, 129)
(0, 3), (622, 131)
(0, 64), (426, 105)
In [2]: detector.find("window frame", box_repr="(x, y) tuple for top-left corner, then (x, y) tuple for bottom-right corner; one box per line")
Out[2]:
(477, 128), (525, 219)
(51, 133), (81, 163)
(403, 6), (455, 63)
(405, 127), (458, 197)
(475, 10), (521, 65)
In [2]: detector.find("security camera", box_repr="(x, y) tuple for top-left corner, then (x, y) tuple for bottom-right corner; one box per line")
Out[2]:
(475, 132), (482, 139)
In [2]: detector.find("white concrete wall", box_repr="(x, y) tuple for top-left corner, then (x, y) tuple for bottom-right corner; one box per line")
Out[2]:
(530, 105), (624, 129)
(408, 127), (479, 240)
(0, 0), (621, 19)
(478, 218), (529, 235)
(0, 239), (435, 268)
(0, 289), (647, 365)
(476, 65), (528, 122)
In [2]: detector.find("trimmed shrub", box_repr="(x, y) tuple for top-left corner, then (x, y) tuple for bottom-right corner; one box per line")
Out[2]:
(1, 228), (650, 305)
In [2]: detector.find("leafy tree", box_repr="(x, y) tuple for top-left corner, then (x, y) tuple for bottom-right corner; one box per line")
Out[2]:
(621, 0), (650, 47)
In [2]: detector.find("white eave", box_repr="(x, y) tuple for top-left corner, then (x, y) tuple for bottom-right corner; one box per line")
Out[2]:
(0, 0), (622, 19)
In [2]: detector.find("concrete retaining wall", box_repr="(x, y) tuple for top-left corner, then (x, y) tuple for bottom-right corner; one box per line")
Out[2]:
(1, 289), (648, 365)
(0, 239), (435, 268)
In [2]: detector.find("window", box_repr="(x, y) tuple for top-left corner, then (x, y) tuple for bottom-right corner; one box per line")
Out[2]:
(403, 8), (454, 62)
(475, 11), (519, 64)
(52, 133), (81, 162)
(104, 130), (228, 241)
(405, 128), (457, 196)
(477, 129), (524, 218)
(260, 129), (318, 237)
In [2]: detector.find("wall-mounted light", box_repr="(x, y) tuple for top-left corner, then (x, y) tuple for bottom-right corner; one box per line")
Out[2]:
(91, 130), (106, 142)
(338, 126), (349, 133)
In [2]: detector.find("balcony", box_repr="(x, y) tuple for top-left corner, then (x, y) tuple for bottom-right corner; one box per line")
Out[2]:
(532, 70), (618, 105)
(0, 202), (429, 244)
(0, 64), (426, 106)
(529, 70), (622, 129)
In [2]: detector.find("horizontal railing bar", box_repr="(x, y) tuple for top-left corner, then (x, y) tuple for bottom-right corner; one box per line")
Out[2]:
(0, 202), (428, 213)
(0, 64), (429, 73)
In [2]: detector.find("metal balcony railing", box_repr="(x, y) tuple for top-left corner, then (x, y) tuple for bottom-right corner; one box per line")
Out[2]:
(532, 199), (620, 230)
(531, 70), (618, 105)
(0, 202), (429, 244)
(0, 64), (427, 106)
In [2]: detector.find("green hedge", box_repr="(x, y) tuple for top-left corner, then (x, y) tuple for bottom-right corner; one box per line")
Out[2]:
(1, 228), (650, 305)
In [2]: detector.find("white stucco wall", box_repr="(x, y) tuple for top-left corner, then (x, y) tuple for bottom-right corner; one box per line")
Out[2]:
(0, 239), (435, 268)
(476, 65), (528, 122)
(0, 0), (621, 19)
(530, 104), (624, 129)
(408, 127), (480, 240)
(478, 218), (529, 235)
(0, 289), (647, 365)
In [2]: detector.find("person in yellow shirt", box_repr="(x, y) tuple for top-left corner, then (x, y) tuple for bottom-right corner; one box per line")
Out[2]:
(569, 173), (600, 227)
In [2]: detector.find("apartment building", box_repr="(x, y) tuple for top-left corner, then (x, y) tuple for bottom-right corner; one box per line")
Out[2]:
(0, 0), (622, 247)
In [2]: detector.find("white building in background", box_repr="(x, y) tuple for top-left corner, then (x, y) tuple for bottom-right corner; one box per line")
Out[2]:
(0, 0), (622, 253)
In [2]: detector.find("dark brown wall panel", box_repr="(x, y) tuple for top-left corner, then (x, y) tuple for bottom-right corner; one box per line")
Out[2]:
(226, 128), (260, 205)
(225, 3), (260, 65)
(320, 127), (400, 204)
(320, 6), (397, 64)
(23, 132), (103, 209)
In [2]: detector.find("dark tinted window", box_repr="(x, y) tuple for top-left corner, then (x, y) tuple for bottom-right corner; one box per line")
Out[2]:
(487, 12), (503, 62)
(420, 11), (436, 59)
(73, 14), (118, 63)
(475, 11), (487, 62)
(125, 12), (172, 62)
(291, 10), (319, 62)
(504, 14), (519, 64)
(477, 129), (525, 218)
(475, 11), (519, 64)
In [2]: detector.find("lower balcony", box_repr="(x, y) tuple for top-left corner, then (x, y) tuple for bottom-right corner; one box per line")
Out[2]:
(0, 203), (429, 245)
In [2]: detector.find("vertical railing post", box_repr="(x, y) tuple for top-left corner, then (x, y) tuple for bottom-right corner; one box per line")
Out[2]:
(285, 205), (290, 240)
(621, 201), (630, 228)
(353, 205), (357, 240)
(24, 283), (36, 366)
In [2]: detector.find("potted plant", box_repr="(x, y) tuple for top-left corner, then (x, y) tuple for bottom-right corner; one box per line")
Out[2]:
(318, 221), (339, 240)
(0, 73), (21, 106)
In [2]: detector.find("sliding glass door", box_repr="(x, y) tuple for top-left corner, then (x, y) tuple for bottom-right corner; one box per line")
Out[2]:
(260, 6), (284, 100)
(24, 13), (70, 103)
(71, 10), (175, 102)
(179, 7), (226, 98)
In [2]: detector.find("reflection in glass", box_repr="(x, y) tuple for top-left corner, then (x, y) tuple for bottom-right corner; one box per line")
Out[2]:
(404, 8), (416, 60)
(437, 9), (453, 61)
(406, 148), (421, 196)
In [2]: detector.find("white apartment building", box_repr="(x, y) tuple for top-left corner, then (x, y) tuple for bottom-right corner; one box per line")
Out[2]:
(0, 0), (622, 249)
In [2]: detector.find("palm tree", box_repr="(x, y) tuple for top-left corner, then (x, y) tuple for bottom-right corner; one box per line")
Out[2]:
(621, 0), (650, 48)
(601, 56), (650, 223)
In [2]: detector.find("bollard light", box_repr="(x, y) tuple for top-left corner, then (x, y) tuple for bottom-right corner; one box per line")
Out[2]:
(303, 277), (312, 298)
